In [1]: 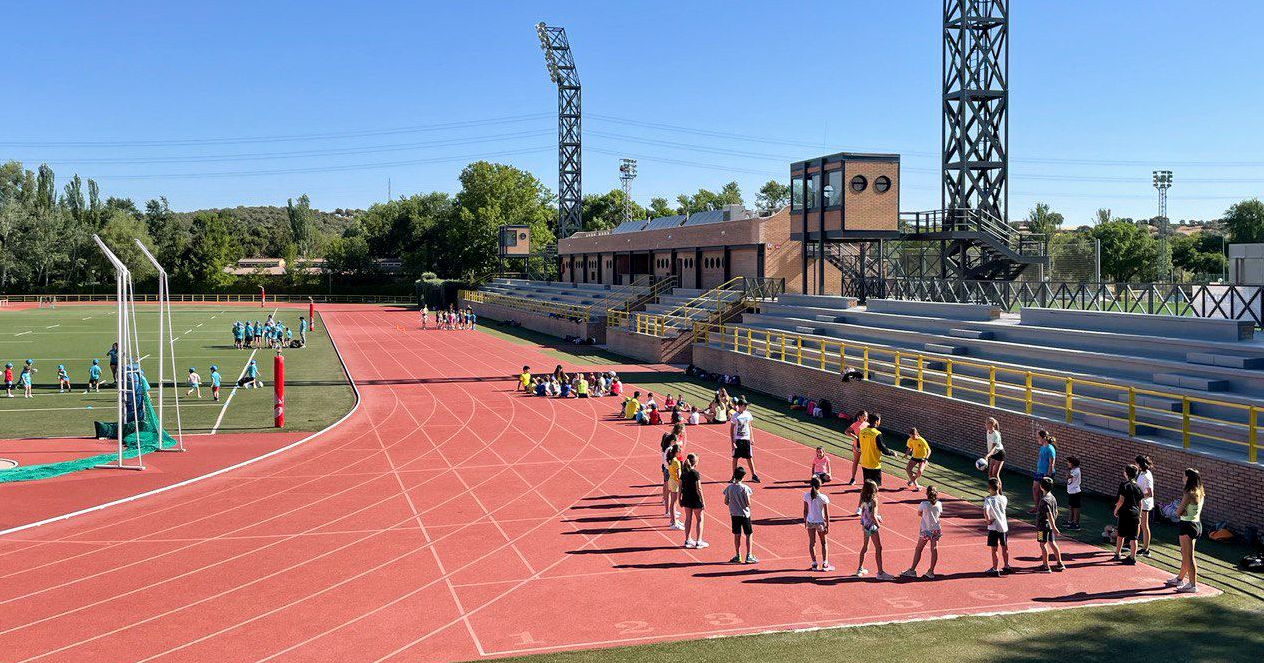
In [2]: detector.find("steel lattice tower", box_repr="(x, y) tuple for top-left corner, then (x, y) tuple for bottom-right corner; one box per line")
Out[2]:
(618, 158), (637, 224)
(942, 0), (1008, 221)
(536, 23), (582, 239)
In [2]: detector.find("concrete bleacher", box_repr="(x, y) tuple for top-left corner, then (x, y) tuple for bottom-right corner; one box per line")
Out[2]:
(634, 288), (744, 330)
(480, 278), (649, 317)
(713, 296), (1264, 461)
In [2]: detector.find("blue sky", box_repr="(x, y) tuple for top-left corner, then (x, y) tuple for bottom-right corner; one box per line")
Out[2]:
(4, 1), (1263, 226)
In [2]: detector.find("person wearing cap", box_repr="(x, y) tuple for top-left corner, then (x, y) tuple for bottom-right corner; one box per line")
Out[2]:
(238, 359), (263, 389)
(87, 358), (102, 393)
(56, 364), (71, 393)
(730, 397), (760, 483)
(3, 362), (14, 398)
(20, 359), (36, 398)
(187, 367), (202, 398)
(209, 365), (222, 401)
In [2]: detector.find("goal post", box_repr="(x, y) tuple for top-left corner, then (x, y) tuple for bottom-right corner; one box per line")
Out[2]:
(135, 239), (185, 452)
(91, 235), (145, 471)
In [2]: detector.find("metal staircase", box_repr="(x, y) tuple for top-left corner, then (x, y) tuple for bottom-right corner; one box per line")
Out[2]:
(898, 208), (1046, 280)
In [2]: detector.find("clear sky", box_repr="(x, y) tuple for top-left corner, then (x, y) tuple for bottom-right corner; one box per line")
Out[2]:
(5, 1), (1263, 226)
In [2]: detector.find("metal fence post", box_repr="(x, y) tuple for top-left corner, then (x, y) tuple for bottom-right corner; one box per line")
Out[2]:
(1127, 387), (1136, 437)
(1250, 407), (1258, 463)
(779, 334), (786, 362)
(819, 340), (826, 371)
(1024, 372), (1033, 414)
(863, 347), (870, 380)
(894, 350), (902, 385)
(1064, 380), (1073, 423)
(917, 356), (925, 392)
(796, 337), (802, 365)
(988, 366), (996, 407)
(1181, 398), (1191, 449)
(945, 361), (953, 399)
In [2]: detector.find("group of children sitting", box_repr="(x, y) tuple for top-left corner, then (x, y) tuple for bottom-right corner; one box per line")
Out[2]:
(519, 366), (621, 399)
(620, 388), (737, 427)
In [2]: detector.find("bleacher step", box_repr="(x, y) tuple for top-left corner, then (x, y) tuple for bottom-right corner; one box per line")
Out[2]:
(948, 328), (994, 340)
(1114, 393), (1183, 412)
(1153, 373), (1231, 392)
(815, 315), (847, 323)
(924, 343), (968, 356)
(1186, 352), (1264, 370)
(1083, 413), (1158, 436)
(795, 326), (823, 336)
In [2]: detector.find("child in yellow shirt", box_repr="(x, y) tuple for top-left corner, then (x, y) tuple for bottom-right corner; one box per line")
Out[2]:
(905, 427), (931, 490)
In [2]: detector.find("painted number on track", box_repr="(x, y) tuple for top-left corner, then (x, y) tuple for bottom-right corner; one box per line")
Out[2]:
(704, 612), (742, 627)
(801, 604), (844, 619)
(883, 596), (923, 610)
(968, 589), (1008, 602)
(615, 621), (653, 636)
(510, 632), (540, 646)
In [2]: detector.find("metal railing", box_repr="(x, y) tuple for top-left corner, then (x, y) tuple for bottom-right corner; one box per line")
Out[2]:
(460, 289), (592, 322)
(900, 208), (1045, 258)
(882, 277), (1264, 327)
(625, 277), (746, 337)
(693, 321), (1260, 464)
(0, 293), (416, 304)
(606, 275), (677, 329)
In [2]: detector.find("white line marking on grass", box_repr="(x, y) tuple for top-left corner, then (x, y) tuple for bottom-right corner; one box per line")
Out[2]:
(45, 325), (59, 329)
(81, 317), (92, 321)
(210, 307), (277, 435)
(14, 331), (31, 336)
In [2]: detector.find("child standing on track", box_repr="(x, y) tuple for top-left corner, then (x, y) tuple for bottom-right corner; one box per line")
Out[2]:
(660, 431), (678, 516)
(905, 427), (931, 490)
(845, 410), (868, 485)
(902, 485), (943, 579)
(723, 466), (756, 564)
(984, 477), (1013, 576)
(56, 365), (70, 393)
(420, 306), (428, 330)
(187, 367), (202, 398)
(855, 480), (891, 580)
(665, 442), (683, 531)
(803, 476), (833, 571)
(1036, 477), (1065, 572)
(680, 453), (707, 549)
(3, 362), (12, 398)
(210, 365), (222, 401)
(730, 397), (760, 483)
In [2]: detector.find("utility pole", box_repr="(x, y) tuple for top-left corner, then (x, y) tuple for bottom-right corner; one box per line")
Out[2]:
(618, 158), (637, 224)
(1153, 170), (1173, 282)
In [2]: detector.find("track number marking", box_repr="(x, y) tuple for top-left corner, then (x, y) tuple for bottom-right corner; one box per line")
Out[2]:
(510, 632), (540, 645)
(969, 589), (1008, 601)
(883, 596), (923, 610)
(801, 604), (843, 619)
(614, 620), (652, 636)
(704, 612), (742, 626)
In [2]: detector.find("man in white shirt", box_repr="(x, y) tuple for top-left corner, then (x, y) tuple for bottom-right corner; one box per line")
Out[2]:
(729, 398), (760, 483)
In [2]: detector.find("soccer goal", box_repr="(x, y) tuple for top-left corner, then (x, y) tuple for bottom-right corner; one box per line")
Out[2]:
(135, 239), (185, 452)
(37, 295), (56, 309)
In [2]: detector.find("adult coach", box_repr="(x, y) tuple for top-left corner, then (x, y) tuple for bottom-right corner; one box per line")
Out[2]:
(730, 397), (760, 483)
(855, 413), (894, 509)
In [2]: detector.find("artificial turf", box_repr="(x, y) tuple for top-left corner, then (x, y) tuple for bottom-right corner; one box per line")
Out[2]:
(479, 323), (1264, 663)
(0, 304), (355, 437)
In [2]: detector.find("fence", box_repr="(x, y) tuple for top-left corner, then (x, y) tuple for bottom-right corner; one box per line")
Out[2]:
(693, 321), (1259, 464)
(0, 293), (416, 305)
(459, 289), (592, 322)
(880, 277), (1263, 327)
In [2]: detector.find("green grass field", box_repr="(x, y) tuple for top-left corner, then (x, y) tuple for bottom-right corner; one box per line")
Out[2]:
(0, 304), (355, 437)
(481, 325), (1264, 663)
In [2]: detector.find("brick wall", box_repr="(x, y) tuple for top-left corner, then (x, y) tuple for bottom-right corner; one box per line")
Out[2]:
(729, 247), (757, 281)
(462, 299), (606, 344)
(844, 160), (899, 232)
(607, 328), (692, 364)
(701, 249), (725, 289)
(694, 344), (1264, 532)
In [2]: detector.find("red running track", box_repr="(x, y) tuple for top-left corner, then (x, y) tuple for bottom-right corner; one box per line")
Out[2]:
(0, 305), (1208, 663)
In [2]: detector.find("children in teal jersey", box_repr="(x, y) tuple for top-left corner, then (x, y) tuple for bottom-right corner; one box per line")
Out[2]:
(209, 365), (222, 401)
(245, 322), (255, 348)
(20, 360), (36, 398)
(87, 359), (102, 393)
(187, 367), (202, 398)
(233, 322), (243, 349)
(3, 362), (14, 398)
(56, 365), (70, 393)
(239, 359), (262, 389)
(284, 327), (293, 346)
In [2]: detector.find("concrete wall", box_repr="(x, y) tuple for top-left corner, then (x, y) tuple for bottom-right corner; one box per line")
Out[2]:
(462, 299), (606, 344)
(693, 344), (1264, 532)
(606, 328), (692, 364)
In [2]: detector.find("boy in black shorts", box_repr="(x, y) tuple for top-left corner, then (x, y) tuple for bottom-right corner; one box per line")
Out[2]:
(1036, 477), (1065, 572)
(723, 467), (757, 563)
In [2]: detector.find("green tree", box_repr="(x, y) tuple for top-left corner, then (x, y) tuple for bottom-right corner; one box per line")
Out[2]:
(1024, 203), (1064, 252)
(443, 161), (554, 279)
(287, 194), (316, 256)
(325, 232), (374, 275)
(357, 192), (452, 273)
(97, 209), (156, 278)
(144, 197), (193, 268)
(581, 189), (646, 231)
(1088, 220), (1157, 282)
(1172, 232), (1227, 279)
(1223, 198), (1264, 243)
(1093, 208), (1112, 226)
(647, 197), (674, 218)
(755, 180), (790, 213)
(181, 211), (240, 288)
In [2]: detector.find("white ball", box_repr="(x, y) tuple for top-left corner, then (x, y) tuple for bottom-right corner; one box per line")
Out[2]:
(975, 457), (988, 471)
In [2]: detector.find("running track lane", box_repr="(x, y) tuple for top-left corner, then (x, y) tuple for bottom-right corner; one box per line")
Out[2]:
(0, 305), (1211, 663)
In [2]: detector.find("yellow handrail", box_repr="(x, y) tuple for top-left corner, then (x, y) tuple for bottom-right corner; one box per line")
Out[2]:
(0, 293), (415, 304)
(605, 275), (677, 328)
(690, 321), (1262, 463)
(460, 289), (591, 322)
(626, 276), (747, 338)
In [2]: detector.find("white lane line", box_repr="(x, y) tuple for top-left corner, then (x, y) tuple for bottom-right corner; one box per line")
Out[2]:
(210, 307), (277, 435)
(45, 325), (59, 329)
(81, 317), (92, 321)
(14, 331), (31, 337)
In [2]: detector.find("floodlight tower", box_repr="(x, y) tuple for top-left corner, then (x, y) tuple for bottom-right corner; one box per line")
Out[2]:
(942, 0), (1009, 222)
(1154, 169), (1173, 281)
(536, 22), (582, 239)
(618, 158), (637, 224)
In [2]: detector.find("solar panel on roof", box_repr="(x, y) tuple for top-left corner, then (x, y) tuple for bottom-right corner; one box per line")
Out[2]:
(682, 209), (727, 227)
(610, 219), (648, 234)
(643, 214), (686, 231)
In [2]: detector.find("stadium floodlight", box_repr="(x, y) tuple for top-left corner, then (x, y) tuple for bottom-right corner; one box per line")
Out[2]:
(1153, 170), (1174, 281)
(619, 158), (638, 224)
(135, 239), (185, 452)
(92, 234), (145, 471)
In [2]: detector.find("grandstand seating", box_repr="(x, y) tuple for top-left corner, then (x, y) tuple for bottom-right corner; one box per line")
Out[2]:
(476, 278), (649, 319)
(706, 296), (1264, 462)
